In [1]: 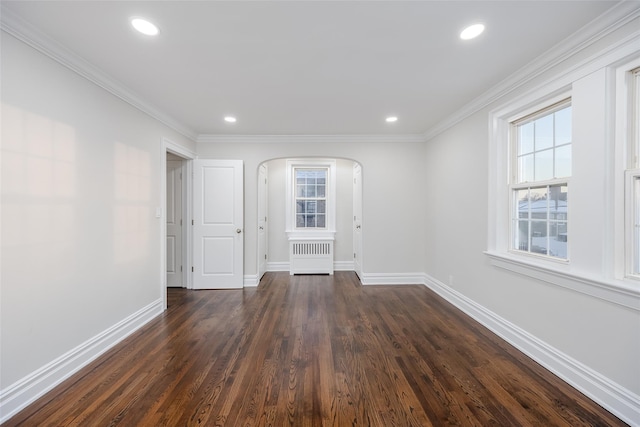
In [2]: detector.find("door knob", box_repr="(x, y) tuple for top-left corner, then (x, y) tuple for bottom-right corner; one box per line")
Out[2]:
(236, 228), (242, 234)
(259, 226), (264, 230)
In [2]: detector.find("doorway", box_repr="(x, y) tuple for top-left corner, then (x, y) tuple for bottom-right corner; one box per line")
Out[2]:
(166, 153), (185, 287)
(162, 139), (196, 309)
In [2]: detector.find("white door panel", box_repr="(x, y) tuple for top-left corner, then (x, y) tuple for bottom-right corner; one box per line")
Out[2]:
(166, 160), (183, 287)
(194, 159), (243, 289)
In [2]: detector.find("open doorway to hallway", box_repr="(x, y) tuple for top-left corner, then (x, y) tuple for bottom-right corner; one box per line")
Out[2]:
(166, 152), (186, 288)
(162, 138), (197, 309)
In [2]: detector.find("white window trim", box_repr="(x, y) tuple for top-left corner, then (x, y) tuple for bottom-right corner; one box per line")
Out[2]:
(285, 158), (336, 240)
(489, 89), (572, 262)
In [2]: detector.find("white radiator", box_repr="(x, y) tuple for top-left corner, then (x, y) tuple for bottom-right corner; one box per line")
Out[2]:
(289, 239), (334, 275)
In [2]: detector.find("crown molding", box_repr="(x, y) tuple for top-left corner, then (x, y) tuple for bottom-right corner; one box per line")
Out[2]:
(423, 1), (640, 142)
(0, 6), (198, 142)
(196, 134), (426, 144)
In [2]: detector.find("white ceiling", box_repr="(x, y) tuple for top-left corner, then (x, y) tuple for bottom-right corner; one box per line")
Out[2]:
(1, 1), (622, 138)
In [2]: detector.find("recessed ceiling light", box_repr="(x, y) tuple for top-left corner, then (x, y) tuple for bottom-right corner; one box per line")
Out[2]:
(131, 18), (159, 36)
(460, 23), (485, 40)
(386, 116), (398, 123)
(224, 116), (237, 123)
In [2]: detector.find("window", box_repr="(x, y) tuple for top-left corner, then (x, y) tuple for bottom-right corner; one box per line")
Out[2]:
(295, 168), (327, 229)
(627, 68), (640, 276)
(511, 100), (571, 259)
(286, 159), (336, 237)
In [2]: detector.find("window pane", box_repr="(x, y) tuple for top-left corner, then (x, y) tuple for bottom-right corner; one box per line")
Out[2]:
(307, 201), (316, 213)
(515, 220), (529, 251)
(550, 221), (568, 259)
(549, 185), (567, 220)
(518, 122), (534, 155)
(516, 189), (529, 219)
(554, 106), (572, 145)
(518, 154), (534, 183)
(296, 185), (305, 198)
(317, 184), (326, 198)
(296, 214), (305, 228)
(535, 114), (554, 151)
(296, 200), (304, 214)
(306, 215), (316, 228)
(555, 145), (571, 178)
(306, 185), (317, 198)
(529, 190), (548, 221)
(316, 214), (326, 228)
(534, 149), (553, 181)
(530, 220), (548, 255)
(317, 200), (326, 214)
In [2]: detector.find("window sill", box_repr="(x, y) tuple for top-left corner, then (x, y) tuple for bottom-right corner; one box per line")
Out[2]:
(287, 230), (336, 241)
(484, 251), (640, 312)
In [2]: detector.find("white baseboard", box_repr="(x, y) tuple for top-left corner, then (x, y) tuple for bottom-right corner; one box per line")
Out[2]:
(267, 262), (289, 272)
(359, 272), (426, 285)
(422, 273), (640, 427)
(244, 274), (259, 287)
(334, 261), (354, 271)
(267, 261), (355, 273)
(0, 299), (164, 424)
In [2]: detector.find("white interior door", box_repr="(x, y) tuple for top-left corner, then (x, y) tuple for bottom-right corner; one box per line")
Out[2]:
(353, 163), (363, 278)
(257, 163), (268, 280)
(166, 160), (183, 287)
(193, 159), (244, 289)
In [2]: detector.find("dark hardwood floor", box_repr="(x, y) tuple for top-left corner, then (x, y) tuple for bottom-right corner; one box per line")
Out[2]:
(4, 272), (626, 426)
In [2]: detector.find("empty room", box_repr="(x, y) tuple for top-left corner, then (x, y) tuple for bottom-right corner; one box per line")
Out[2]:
(1, 1), (639, 425)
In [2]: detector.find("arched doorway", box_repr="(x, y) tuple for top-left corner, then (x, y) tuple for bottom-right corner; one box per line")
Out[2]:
(257, 158), (363, 280)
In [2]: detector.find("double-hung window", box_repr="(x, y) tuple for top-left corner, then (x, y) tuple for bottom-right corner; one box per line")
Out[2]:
(511, 100), (571, 259)
(285, 159), (336, 237)
(627, 68), (640, 276)
(295, 168), (327, 229)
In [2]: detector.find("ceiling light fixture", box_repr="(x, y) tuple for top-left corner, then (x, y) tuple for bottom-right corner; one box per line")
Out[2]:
(460, 23), (485, 40)
(386, 116), (398, 123)
(224, 116), (237, 123)
(131, 18), (159, 36)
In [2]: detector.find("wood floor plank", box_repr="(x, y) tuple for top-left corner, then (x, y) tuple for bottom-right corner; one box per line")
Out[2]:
(3, 272), (628, 426)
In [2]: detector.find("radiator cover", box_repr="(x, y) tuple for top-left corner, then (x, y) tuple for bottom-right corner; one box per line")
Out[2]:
(289, 239), (334, 275)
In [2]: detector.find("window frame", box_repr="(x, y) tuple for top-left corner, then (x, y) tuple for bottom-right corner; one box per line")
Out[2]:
(622, 65), (640, 279)
(508, 97), (572, 262)
(293, 167), (328, 230)
(285, 159), (336, 239)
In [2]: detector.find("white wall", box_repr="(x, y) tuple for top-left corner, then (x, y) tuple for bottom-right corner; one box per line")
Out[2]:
(265, 158), (354, 266)
(197, 139), (427, 280)
(423, 15), (640, 423)
(0, 33), (195, 417)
